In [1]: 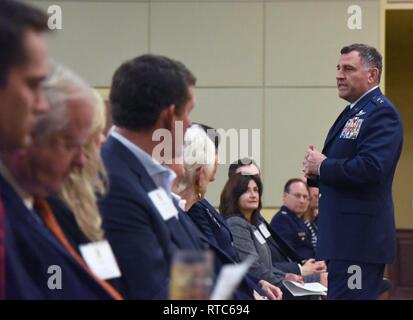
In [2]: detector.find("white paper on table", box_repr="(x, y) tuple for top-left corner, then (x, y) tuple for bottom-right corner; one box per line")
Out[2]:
(210, 256), (255, 300)
(283, 280), (327, 296)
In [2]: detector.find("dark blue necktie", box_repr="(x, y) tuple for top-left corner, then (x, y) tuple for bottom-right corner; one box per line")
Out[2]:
(325, 104), (352, 143)
(335, 104), (352, 127)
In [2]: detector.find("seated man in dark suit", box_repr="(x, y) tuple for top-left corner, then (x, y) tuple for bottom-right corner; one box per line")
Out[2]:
(0, 0), (50, 298)
(98, 54), (209, 299)
(1, 63), (118, 299)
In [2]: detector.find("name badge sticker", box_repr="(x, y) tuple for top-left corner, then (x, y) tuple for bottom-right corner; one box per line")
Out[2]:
(254, 230), (266, 245)
(258, 223), (271, 239)
(148, 188), (178, 221)
(79, 240), (122, 280)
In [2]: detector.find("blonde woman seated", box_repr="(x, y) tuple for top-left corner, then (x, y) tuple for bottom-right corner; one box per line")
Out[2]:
(47, 89), (107, 247)
(42, 74), (122, 299)
(173, 124), (283, 300)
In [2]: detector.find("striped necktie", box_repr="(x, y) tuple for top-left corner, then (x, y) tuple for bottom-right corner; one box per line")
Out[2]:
(33, 197), (123, 300)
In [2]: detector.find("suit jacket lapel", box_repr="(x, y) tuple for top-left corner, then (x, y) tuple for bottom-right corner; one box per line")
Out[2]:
(201, 200), (233, 242)
(133, 166), (198, 250)
(104, 136), (156, 192)
(0, 175), (85, 267)
(173, 200), (204, 250)
(190, 214), (236, 264)
(105, 137), (201, 251)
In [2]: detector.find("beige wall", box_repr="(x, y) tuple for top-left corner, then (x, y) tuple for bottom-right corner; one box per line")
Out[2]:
(32, 0), (381, 209)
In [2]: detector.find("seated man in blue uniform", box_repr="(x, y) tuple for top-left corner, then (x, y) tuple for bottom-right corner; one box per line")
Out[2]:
(270, 178), (316, 261)
(303, 43), (403, 300)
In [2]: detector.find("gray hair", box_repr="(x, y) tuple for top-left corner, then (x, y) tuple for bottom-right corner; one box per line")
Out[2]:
(340, 43), (383, 82)
(176, 124), (216, 193)
(32, 62), (96, 144)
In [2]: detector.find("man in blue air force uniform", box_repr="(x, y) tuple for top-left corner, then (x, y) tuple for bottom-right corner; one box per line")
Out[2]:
(303, 44), (403, 300)
(270, 178), (316, 261)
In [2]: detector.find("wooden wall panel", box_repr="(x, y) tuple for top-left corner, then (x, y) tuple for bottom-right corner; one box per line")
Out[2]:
(388, 229), (413, 299)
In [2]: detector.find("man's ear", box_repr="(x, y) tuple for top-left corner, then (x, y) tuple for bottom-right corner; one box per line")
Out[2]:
(170, 104), (177, 116)
(368, 68), (379, 84)
(159, 105), (175, 131)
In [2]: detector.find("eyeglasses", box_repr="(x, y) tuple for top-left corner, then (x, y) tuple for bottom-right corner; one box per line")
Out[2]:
(288, 193), (310, 201)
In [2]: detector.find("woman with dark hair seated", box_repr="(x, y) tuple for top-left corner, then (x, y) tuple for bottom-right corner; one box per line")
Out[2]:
(220, 174), (307, 290)
(219, 175), (285, 286)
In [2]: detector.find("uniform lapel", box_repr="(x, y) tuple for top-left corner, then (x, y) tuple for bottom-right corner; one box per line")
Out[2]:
(323, 87), (381, 151)
(263, 219), (302, 263)
(323, 105), (351, 150)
